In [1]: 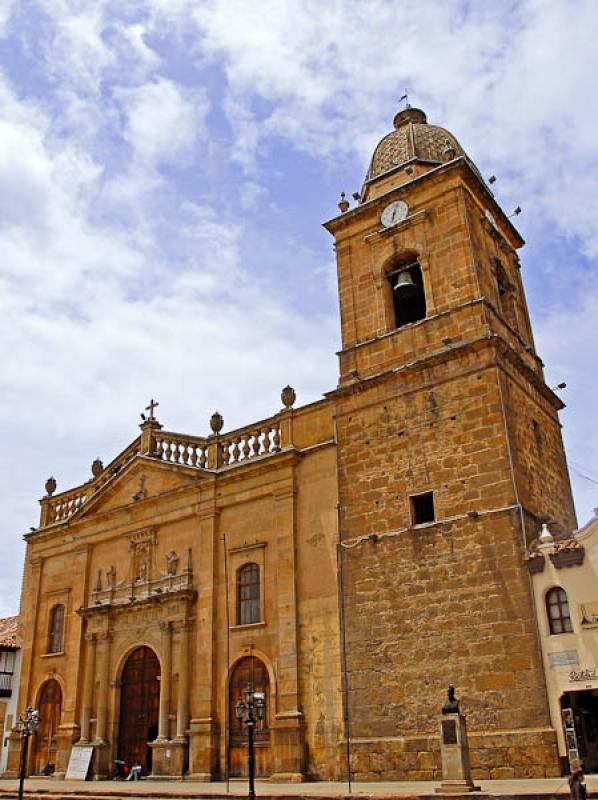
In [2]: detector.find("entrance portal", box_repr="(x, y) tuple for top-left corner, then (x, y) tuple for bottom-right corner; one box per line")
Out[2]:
(118, 647), (160, 774)
(33, 679), (62, 775)
(229, 656), (271, 777)
(561, 691), (598, 773)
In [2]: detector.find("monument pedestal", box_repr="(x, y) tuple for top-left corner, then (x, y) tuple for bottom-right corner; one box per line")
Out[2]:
(436, 712), (480, 794)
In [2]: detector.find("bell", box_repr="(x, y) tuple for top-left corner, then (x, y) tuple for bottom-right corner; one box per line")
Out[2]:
(393, 269), (418, 297)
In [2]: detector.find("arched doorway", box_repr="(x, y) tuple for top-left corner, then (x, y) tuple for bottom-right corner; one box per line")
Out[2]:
(33, 679), (62, 774)
(229, 656), (271, 777)
(118, 647), (160, 774)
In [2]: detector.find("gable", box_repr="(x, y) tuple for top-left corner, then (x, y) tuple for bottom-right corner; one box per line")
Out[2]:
(75, 456), (205, 519)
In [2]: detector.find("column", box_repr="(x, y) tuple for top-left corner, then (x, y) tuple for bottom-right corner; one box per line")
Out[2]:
(94, 630), (112, 743)
(79, 634), (97, 743)
(157, 622), (172, 740)
(175, 621), (191, 740)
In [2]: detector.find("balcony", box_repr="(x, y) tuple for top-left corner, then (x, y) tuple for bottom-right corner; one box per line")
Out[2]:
(0, 670), (13, 697)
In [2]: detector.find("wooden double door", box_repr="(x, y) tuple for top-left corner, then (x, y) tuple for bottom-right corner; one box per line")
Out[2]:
(33, 679), (62, 774)
(118, 647), (160, 773)
(229, 657), (271, 777)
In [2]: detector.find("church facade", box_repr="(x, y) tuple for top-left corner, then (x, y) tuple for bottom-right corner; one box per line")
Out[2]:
(8, 107), (577, 782)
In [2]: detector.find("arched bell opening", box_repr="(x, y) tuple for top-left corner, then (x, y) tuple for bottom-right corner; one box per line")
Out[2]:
(385, 255), (426, 328)
(117, 646), (160, 775)
(228, 656), (271, 778)
(32, 679), (62, 775)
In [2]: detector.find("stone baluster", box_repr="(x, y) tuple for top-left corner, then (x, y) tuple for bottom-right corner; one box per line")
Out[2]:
(79, 633), (97, 743)
(94, 630), (112, 743)
(157, 622), (172, 741)
(175, 621), (192, 740)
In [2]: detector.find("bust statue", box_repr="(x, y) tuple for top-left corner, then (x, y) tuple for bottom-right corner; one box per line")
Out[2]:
(442, 684), (460, 714)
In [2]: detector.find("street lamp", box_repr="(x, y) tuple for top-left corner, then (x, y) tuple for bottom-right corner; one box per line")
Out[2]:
(235, 687), (265, 800)
(15, 706), (40, 800)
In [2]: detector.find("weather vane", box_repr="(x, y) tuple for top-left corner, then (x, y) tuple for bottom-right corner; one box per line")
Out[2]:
(399, 88), (410, 109)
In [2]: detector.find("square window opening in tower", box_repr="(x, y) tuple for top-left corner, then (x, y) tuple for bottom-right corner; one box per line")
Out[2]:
(410, 491), (435, 525)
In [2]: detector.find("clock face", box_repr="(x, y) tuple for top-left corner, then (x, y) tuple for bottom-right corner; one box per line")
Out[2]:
(381, 200), (409, 228)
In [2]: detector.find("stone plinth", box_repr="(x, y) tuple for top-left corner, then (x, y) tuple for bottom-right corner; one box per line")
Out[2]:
(150, 739), (187, 777)
(436, 713), (480, 793)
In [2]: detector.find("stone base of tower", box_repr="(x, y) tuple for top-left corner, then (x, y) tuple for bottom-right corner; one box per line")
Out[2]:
(346, 727), (561, 781)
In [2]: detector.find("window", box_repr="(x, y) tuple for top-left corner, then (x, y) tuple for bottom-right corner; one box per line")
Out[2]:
(387, 259), (426, 328)
(237, 563), (260, 625)
(546, 587), (573, 635)
(410, 492), (435, 525)
(493, 258), (519, 331)
(48, 605), (65, 653)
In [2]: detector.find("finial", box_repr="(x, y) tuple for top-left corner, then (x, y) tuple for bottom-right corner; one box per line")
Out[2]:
(45, 476), (57, 497)
(539, 523), (554, 545)
(399, 88), (410, 109)
(281, 385), (296, 409)
(210, 411), (224, 434)
(91, 458), (104, 478)
(338, 192), (350, 213)
(442, 139), (456, 162)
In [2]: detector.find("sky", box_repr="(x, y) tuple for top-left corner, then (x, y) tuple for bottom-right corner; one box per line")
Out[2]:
(0, 0), (597, 616)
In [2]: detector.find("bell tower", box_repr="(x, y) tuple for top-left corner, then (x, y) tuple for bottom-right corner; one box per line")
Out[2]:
(325, 108), (576, 778)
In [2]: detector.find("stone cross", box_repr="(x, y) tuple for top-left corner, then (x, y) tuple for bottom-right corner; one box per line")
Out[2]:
(145, 399), (159, 421)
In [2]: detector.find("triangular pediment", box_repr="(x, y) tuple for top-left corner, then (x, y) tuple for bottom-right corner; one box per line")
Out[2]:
(74, 455), (207, 520)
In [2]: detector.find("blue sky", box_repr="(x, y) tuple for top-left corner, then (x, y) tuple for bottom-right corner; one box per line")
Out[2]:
(1, 0), (597, 615)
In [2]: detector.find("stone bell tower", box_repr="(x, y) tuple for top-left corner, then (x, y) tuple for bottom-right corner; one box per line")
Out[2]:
(324, 107), (577, 779)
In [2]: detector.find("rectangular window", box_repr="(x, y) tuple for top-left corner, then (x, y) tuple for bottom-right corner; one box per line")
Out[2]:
(410, 492), (435, 525)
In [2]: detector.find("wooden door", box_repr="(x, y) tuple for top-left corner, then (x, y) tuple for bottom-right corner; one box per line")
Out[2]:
(33, 679), (62, 774)
(117, 647), (160, 773)
(229, 657), (271, 777)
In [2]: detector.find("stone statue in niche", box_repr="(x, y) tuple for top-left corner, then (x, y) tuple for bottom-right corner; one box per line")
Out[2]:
(106, 565), (116, 587)
(136, 560), (147, 582)
(442, 685), (460, 714)
(166, 550), (179, 576)
(95, 570), (102, 592)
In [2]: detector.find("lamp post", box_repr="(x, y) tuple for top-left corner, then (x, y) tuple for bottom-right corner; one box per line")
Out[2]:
(235, 687), (265, 800)
(16, 706), (39, 800)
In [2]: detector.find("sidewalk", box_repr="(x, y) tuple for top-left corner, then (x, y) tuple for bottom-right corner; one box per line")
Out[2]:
(0, 775), (590, 800)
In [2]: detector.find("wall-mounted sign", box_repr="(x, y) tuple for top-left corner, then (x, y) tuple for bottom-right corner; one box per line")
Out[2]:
(580, 603), (598, 628)
(548, 649), (579, 668)
(569, 667), (598, 682)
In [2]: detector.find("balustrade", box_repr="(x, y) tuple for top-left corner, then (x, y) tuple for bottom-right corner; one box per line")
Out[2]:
(152, 432), (208, 468)
(41, 416), (285, 528)
(219, 421), (281, 466)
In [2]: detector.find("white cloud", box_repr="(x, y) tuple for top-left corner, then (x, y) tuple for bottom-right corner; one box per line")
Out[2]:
(116, 78), (209, 167)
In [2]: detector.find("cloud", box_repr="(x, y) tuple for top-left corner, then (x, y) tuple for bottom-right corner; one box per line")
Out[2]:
(115, 78), (210, 168)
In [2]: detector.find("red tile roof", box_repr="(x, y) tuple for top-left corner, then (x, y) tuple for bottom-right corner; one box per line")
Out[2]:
(0, 616), (20, 650)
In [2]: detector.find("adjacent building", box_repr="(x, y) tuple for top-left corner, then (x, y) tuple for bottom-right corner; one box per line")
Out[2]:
(9, 106), (578, 782)
(528, 511), (598, 774)
(0, 617), (21, 775)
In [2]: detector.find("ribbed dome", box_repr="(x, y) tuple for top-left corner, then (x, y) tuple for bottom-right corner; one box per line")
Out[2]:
(365, 107), (464, 183)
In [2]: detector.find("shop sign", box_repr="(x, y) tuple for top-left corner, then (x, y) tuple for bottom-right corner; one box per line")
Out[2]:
(569, 667), (598, 682)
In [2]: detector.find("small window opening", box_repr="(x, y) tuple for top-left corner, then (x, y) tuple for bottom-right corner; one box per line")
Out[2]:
(546, 587), (573, 635)
(410, 492), (435, 525)
(387, 261), (426, 328)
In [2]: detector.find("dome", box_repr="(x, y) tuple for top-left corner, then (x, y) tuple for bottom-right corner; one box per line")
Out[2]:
(364, 107), (465, 184)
